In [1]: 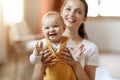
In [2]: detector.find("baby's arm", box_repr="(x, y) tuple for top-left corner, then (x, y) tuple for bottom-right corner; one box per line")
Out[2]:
(29, 41), (44, 64)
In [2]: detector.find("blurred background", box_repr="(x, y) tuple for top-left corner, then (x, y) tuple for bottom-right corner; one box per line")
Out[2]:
(0, 0), (120, 80)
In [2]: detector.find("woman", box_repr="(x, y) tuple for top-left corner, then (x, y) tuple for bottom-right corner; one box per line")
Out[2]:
(32, 0), (99, 80)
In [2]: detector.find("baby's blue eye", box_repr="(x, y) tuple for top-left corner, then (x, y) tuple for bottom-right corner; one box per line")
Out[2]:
(54, 25), (59, 28)
(44, 27), (49, 29)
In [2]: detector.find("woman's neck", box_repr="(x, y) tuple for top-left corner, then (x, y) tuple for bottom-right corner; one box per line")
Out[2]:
(63, 27), (83, 43)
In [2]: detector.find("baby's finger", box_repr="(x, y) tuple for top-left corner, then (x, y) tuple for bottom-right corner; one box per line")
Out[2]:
(39, 41), (43, 48)
(79, 44), (84, 49)
(35, 42), (39, 48)
(39, 51), (44, 55)
(79, 48), (86, 56)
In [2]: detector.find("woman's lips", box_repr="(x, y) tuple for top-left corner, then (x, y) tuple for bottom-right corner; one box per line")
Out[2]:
(67, 18), (76, 23)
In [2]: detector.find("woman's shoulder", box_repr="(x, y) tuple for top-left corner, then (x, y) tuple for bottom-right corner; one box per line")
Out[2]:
(83, 39), (98, 52)
(82, 39), (99, 66)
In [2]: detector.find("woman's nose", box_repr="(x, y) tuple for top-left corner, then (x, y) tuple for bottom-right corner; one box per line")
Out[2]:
(69, 10), (75, 17)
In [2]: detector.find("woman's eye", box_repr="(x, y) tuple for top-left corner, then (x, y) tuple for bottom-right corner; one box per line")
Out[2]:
(76, 10), (82, 14)
(65, 8), (71, 11)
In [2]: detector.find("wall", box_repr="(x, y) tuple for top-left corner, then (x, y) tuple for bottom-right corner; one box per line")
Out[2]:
(0, 0), (7, 63)
(24, 0), (40, 34)
(86, 17), (120, 53)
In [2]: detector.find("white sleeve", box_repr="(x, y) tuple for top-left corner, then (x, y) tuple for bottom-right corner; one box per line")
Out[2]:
(29, 49), (42, 64)
(85, 45), (99, 67)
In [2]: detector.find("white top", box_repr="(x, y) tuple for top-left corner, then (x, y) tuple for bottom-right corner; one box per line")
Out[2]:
(67, 39), (99, 68)
(29, 39), (99, 68)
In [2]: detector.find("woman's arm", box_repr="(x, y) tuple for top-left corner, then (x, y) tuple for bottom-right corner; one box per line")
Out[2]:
(72, 61), (89, 80)
(73, 62), (96, 80)
(84, 65), (96, 80)
(32, 63), (46, 80)
(60, 48), (97, 80)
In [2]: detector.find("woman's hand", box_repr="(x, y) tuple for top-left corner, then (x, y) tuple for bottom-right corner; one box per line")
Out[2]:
(59, 48), (78, 67)
(41, 48), (56, 67)
(59, 48), (90, 80)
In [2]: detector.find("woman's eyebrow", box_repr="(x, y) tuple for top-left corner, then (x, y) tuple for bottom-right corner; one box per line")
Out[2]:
(76, 8), (84, 11)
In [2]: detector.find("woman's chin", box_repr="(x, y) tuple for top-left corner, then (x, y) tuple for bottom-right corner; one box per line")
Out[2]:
(65, 22), (75, 28)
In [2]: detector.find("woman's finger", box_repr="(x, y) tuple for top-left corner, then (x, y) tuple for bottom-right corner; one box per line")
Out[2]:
(60, 53), (73, 61)
(60, 58), (76, 66)
(61, 48), (72, 58)
(42, 49), (52, 59)
(41, 53), (56, 66)
(45, 56), (55, 63)
(44, 62), (56, 66)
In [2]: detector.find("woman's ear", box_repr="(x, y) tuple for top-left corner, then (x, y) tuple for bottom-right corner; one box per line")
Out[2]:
(84, 17), (87, 21)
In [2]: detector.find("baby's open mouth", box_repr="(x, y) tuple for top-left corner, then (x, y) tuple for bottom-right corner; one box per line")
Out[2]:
(49, 33), (57, 36)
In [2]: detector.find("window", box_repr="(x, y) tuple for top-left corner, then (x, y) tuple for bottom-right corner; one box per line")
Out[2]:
(86, 0), (99, 17)
(99, 0), (120, 16)
(2, 0), (24, 23)
(86, 0), (120, 17)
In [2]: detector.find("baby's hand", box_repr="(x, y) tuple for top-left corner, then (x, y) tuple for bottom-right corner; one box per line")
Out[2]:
(35, 41), (44, 56)
(75, 44), (85, 56)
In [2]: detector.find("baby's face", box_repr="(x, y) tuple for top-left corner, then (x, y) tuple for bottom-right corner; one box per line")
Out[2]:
(42, 15), (65, 43)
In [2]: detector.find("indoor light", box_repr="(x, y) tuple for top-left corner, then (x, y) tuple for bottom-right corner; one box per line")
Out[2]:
(2, 0), (24, 23)
(99, 0), (120, 16)
(86, 0), (99, 17)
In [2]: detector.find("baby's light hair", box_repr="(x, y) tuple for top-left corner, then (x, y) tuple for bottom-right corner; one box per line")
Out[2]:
(41, 11), (65, 28)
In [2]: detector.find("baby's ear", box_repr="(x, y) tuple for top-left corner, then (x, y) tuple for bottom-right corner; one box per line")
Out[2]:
(63, 26), (66, 31)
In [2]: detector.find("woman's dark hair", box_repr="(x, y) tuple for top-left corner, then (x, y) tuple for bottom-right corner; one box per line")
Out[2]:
(81, 0), (88, 17)
(78, 23), (88, 39)
(78, 0), (88, 39)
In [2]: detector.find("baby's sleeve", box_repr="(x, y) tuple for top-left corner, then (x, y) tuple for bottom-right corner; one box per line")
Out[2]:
(29, 49), (42, 64)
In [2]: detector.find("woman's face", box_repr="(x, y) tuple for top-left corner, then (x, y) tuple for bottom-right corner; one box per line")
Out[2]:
(61, 0), (87, 28)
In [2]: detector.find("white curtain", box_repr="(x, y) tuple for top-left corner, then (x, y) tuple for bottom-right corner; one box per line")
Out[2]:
(0, 0), (7, 63)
